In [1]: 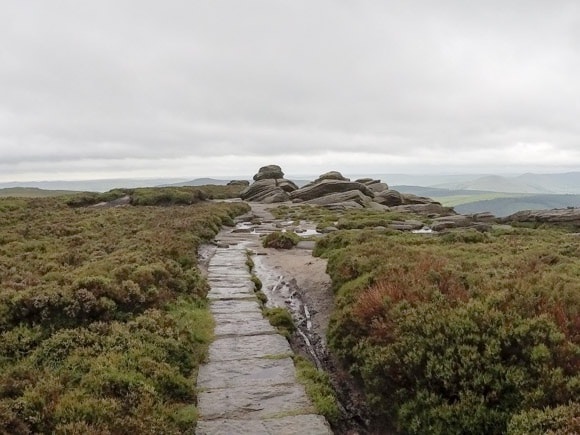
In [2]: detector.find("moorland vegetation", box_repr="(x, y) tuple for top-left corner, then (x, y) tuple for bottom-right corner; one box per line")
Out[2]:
(0, 188), (248, 433)
(274, 204), (580, 435)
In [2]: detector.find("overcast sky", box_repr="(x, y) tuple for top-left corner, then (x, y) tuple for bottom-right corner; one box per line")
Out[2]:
(1, 0), (579, 181)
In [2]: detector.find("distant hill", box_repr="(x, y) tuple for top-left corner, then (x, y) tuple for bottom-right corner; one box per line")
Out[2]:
(434, 175), (551, 194)
(516, 172), (580, 194)
(0, 187), (79, 198)
(434, 172), (580, 194)
(160, 178), (233, 187)
(0, 178), (191, 192)
(393, 185), (580, 217)
(455, 194), (580, 217)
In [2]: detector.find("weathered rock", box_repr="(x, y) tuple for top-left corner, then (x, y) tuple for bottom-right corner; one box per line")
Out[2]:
(240, 179), (294, 203)
(290, 179), (374, 202)
(402, 193), (441, 205)
(391, 203), (456, 216)
(322, 201), (364, 210)
(228, 180), (250, 186)
(355, 178), (375, 184)
(404, 220), (426, 229)
(305, 189), (372, 206)
(432, 215), (472, 228)
(471, 212), (496, 222)
(502, 208), (580, 228)
(367, 182), (389, 193)
(253, 164), (284, 181)
(365, 201), (390, 212)
(315, 170), (349, 182)
(374, 189), (404, 206)
(241, 168), (299, 203)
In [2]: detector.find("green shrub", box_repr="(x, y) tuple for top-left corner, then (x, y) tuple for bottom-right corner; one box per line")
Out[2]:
(262, 231), (300, 249)
(294, 356), (340, 425)
(264, 307), (295, 337)
(507, 403), (580, 434)
(0, 197), (247, 432)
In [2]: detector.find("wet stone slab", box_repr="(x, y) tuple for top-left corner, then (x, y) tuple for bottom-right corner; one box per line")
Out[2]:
(214, 318), (276, 337)
(208, 335), (292, 362)
(197, 383), (314, 421)
(196, 414), (332, 435)
(198, 357), (296, 389)
(212, 310), (265, 323)
(207, 287), (256, 301)
(210, 299), (262, 315)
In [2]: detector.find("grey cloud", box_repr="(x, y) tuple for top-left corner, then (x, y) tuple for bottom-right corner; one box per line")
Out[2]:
(1, 0), (579, 179)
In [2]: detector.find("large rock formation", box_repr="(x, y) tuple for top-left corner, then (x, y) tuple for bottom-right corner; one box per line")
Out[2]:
(241, 165), (298, 203)
(501, 208), (580, 228)
(290, 178), (374, 202)
(240, 167), (449, 215)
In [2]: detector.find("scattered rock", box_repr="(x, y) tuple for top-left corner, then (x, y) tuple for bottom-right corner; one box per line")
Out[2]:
(431, 215), (472, 231)
(227, 180), (250, 186)
(374, 189), (404, 206)
(471, 212), (496, 222)
(502, 208), (580, 228)
(322, 201), (364, 210)
(391, 203), (456, 216)
(402, 193), (441, 205)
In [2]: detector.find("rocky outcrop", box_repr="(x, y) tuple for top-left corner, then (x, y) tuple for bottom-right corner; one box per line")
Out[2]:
(402, 193), (441, 205)
(305, 190), (371, 206)
(391, 203), (455, 217)
(291, 179), (374, 202)
(356, 178), (389, 193)
(253, 164), (285, 181)
(502, 208), (580, 228)
(241, 166), (447, 214)
(241, 165), (298, 203)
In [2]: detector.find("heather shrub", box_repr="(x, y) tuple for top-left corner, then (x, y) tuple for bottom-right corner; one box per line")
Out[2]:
(0, 197), (248, 432)
(316, 221), (580, 433)
(262, 231), (300, 249)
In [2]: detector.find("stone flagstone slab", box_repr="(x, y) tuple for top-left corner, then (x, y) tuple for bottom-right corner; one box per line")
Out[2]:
(214, 318), (276, 337)
(196, 414), (332, 435)
(197, 384), (315, 420)
(212, 310), (265, 323)
(198, 357), (296, 389)
(210, 299), (262, 314)
(208, 335), (292, 362)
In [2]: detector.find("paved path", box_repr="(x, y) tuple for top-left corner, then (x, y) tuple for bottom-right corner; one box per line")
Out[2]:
(195, 237), (333, 434)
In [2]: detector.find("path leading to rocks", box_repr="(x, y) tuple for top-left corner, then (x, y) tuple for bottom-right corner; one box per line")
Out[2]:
(195, 207), (333, 435)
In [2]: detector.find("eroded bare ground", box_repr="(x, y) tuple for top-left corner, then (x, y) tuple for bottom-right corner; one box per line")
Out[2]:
(199, 201), (372, 434)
